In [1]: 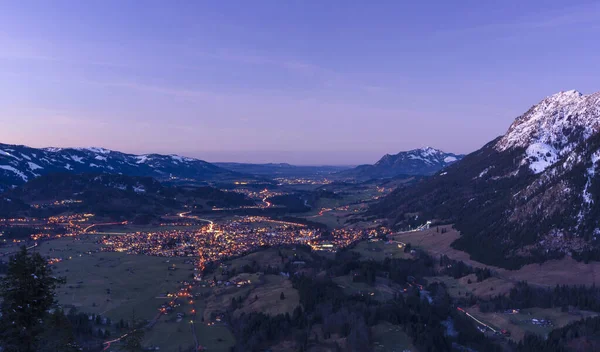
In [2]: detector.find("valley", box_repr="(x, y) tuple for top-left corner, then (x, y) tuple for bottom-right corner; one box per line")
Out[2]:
(4, 91), (600, 352)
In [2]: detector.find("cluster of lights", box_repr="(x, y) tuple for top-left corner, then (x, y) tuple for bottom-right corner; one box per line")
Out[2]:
(99, 216), (391, 272)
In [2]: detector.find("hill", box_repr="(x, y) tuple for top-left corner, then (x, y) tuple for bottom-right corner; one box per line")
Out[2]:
(335, 147), (462, 181)
(0, 144), (242, 191)
(370, 90), (600, 268)
(2, 173), (255, 220)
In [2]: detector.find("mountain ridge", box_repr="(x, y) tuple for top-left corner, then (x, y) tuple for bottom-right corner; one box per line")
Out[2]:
(0, 143), (242, 191)
(335, 147), (463, 180)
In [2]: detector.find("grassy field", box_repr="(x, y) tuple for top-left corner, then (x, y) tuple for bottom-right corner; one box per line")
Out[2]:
(237, 274), (300, 317)
(465, 307), (598, 342)
(203, 273), (300, 321)
(145, 297), (235, 352)
(372, 322), (416, 352)
(222, 246), (315, 275)
(23, 236), (235, 352)
(393, 227), (600, 288)
(351, 239), (409, 261)
(426, 274), (514, 299)
(34, 236), (195, 322)
(93, 223), (209, 234)
(333, 275), (400, 302)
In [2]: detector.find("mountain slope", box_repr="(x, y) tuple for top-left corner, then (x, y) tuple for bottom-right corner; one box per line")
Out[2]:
(335, 147), (463, 180)
(0, 144), (241, 191)
(370, 90), (600, 268)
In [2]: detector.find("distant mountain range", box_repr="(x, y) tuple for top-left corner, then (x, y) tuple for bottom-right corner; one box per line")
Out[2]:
(371, 90), (600, 268)
(0, 144), (241, 191)
(335, 147), (463, 180)
(214, 162), (350, 178)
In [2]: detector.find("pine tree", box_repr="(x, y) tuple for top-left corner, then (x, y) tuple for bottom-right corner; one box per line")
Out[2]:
(122, 310), (145, 352)
(0, 246), (65, 352)
(38, 309), (79, 352)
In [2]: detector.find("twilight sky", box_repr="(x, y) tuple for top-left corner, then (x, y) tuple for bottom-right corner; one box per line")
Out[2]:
(1, 1), (599, 165)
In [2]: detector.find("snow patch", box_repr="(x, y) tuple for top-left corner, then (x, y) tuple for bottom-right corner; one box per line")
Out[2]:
(27, 162), (43, 171)
(478, 167), (492, 178)
(525, 143), (558, 174)
(170, 154), (194, 162)
(71, 155), (84, 163)
(44, 147), (64, 152)
(95, 155), (107, 161)
(444, 156), (457, 163)
(0, 165), (28, 181)
(135, 155), (149, 164)
(78, 147), (111, 154)
(0, 150), (20, 160)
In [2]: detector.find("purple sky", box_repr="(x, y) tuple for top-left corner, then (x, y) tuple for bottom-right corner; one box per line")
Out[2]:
(1, 1), (600, 165)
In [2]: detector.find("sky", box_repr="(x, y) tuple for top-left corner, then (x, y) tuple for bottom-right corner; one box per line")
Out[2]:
(1, 1), (600, 165)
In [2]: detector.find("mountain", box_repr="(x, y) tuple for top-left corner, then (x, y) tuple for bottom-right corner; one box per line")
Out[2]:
(370, 90), (600, 268)
(214, 162), (351, 178)
(0, 144), (241, 191)
(335, 147), (463, 180)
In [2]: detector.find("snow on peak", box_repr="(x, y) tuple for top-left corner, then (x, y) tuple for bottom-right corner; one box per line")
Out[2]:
(495, 90), (600, 173)
(170, 154), (196, 163)
(135, 155), (149, 164)
(44, 147), (64, 152)
(415, 147), (441, 156)
(82, 147), (111, 154)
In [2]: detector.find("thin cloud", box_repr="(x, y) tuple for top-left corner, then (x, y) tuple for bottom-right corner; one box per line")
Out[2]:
(433, 2), (600, 38)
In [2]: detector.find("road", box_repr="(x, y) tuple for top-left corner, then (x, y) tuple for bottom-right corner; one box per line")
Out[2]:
(457, 307), (497, 333)
(82, 221), (128, 233)
(178, 211), (214, 232)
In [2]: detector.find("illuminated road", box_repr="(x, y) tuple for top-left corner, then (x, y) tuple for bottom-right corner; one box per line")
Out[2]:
(262, 197), (272, 207)
(178, 211), (214, 232)
(308, 207), (333, 218)
(82, 221), (128, 233)
(457, 307), (497, 333)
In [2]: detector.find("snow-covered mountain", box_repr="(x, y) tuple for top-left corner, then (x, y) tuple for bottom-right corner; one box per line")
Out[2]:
(496, 90), (600, 174)
(371, 90), (600, 268)
(335, 147), (463, 180)
(0, 144), (240, 191)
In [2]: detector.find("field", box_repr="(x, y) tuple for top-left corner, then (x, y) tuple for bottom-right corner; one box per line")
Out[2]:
(92, 222), (210, 235)
(24, 236), (235, 351)
(351, 239), (409, 261)
(202, 273), (299, 321)
(237, 274), (300, 317)
(465, 307), (598, 342)
(221, 246), (315, 275)
(372, 322), (416, 352)
(34, 236), (194, 322)
(426, 274), (515, 299)
(393, 227), (600, 287)
(333, 275), (402, 302)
